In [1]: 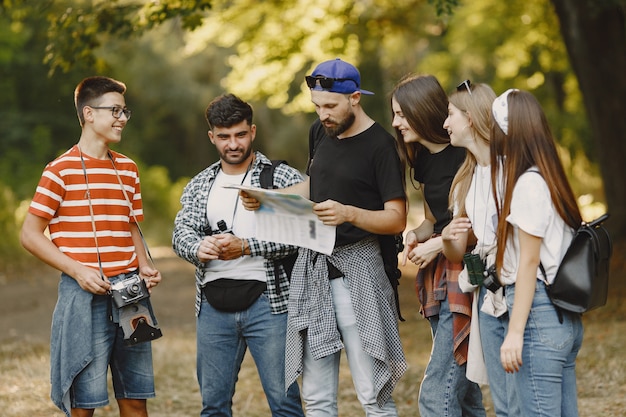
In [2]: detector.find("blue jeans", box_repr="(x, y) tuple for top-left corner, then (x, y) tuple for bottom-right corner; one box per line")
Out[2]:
(505, 281), (583, 417)
(418, 297), (486, 417)
(197, 292), (304, 417)
(477, 286), (521, 417)
(71, 273), (156, 408)
(301, 277), (398, 417)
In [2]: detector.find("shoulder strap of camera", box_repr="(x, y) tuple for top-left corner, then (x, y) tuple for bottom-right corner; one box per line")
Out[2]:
(78, 146), (108, 283)
(108, 151), (155, 269)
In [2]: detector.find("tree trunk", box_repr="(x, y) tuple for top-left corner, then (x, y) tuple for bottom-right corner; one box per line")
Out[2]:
(551, 0), (626, 238)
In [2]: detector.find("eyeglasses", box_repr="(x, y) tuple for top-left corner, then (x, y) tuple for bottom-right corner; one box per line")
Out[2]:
(456, 79), (472, 96)
(305, 75), (358, 89)
(89, 106), (132, 120)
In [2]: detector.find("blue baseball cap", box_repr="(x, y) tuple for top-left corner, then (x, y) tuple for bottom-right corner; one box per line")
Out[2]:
(306, 58), (374, 95)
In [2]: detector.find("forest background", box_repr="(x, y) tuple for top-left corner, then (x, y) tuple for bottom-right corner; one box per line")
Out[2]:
(1, 1), (626, 416)
(2, 0), (625, 266)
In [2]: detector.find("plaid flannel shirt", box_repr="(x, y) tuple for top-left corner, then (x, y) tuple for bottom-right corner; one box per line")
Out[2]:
(172, 151), (304, 316)
(285, 237), (407, 406)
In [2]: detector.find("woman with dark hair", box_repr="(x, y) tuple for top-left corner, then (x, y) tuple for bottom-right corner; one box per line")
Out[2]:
(390, 74), (485, 417)
(490, 89), (583, 416)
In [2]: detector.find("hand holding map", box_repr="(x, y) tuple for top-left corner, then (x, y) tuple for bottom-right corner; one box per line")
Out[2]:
(226, 185), (336, 255)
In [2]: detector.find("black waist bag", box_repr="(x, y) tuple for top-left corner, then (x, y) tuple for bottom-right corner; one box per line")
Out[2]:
(202, 279), (267, 312)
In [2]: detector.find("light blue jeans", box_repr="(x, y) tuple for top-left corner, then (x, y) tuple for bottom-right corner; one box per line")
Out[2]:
(477, 286), (521, 417)
(71, 288), (155, 408)
(505, 281), (583, 417)
(301, 277), (398, 417)
(418, 296), (486, 417)
(196, 292), (304, 417)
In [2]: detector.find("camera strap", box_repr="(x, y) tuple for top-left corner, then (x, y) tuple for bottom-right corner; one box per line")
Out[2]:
(79, 147), (107, 283)
(107, 151), (155, 269)
(210, 158), (254, 232)
(77, 147), (156, 286)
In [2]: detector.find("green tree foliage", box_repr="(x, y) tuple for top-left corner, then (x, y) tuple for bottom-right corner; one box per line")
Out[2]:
(418, 0), (599, 201)
(0, 1), (215, 250)
(40, 0), (212, 75)
(181, 0), (599, 200)
(0, 1), (86, 198)
(1, 0), (622, 265)
(0, 182), (23, 262)
(190, 0), (441, 122)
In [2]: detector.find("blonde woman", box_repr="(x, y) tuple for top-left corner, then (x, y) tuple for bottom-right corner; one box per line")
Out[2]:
(441, 81), (521, 417)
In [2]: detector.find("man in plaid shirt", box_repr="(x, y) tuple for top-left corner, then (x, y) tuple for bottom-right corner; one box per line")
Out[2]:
(172, 94), (305, 417)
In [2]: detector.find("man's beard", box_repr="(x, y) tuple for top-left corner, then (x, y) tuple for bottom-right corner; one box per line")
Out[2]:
(323, 111), (355, 138)
(220, 146), (253, 165)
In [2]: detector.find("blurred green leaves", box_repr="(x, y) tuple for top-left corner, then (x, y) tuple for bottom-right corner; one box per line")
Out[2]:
(39, 0), (212, 75)
(1, 0), (618, 263)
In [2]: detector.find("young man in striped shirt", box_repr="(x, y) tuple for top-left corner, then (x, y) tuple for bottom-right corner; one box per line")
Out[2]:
(20, 76), (161, 417)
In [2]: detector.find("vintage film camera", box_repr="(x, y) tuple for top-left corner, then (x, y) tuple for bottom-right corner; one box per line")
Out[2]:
(111, 274), (149, 308)
(111, 274), (162, 345)
(463, 253), (502, 293)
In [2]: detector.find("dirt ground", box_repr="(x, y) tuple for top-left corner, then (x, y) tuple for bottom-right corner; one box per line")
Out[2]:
(1, 247), (625, 416)
(0, 249), (199, 345)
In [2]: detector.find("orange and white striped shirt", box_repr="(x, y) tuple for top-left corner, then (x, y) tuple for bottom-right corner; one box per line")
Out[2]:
(29, 145), (143, 277)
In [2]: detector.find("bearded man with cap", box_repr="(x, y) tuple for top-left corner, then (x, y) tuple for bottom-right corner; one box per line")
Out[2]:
(244, 58), (408, 416)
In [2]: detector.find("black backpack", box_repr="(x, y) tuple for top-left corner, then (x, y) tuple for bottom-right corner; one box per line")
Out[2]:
(259, 160), (299, 295)
(528, 171), (613, 319)
(540, 213), (612, 318)
(378, 233), (405, 321)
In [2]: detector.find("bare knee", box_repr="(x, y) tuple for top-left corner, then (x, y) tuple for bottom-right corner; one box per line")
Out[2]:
(71, 408), (95, 417)
(117, 398), (148, 417)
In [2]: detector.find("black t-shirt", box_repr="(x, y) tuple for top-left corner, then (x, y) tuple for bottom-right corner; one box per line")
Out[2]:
(307, 119), (406, 247)
(413, 144), (466, 234)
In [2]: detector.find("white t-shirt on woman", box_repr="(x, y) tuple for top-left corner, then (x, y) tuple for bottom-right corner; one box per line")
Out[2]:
(464, 164), (498, 250)
(500, 169), (574, 286)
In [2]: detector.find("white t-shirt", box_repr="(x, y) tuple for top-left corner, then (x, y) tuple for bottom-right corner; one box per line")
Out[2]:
(464, 164), (498, 250)
(500, 169), (574, 286)
(202, 170), (266, 283)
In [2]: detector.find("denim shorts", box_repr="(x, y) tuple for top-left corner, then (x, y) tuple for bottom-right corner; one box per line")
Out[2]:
(71, 272), (156, 409)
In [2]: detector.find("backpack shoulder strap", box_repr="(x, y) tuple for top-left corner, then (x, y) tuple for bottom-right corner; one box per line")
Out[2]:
(308, 120), (325, 171)
(259, 160), (287, 190)
(259, 159), (293, 294)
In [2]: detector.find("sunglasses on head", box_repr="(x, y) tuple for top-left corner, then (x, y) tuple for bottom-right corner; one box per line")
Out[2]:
(456, 79), (472, 96)
(305, 75), (358, 89)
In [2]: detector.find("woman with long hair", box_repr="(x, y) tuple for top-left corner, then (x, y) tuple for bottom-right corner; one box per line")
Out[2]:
(441, 82), (521, 417)
(391, 74), (485, 417)
(490, 89), (583, 416)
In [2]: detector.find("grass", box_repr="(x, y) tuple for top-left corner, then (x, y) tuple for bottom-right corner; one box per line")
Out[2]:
(1, 256), (625, 416)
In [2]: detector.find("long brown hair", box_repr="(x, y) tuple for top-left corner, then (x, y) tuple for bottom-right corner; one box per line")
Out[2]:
(390, 74), (450, 189)
(490, 90), (582, 272)
(448, 83), (496, 216)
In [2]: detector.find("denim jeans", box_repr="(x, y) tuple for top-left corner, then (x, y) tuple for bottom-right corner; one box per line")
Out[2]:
(477, 286), (521, 417)
(196, 292), (304, 417)
(301, 277), (398, 417)
(505, 281), (583, 417)
(418, 297), (486, 417)
(71, 288), (155, 408)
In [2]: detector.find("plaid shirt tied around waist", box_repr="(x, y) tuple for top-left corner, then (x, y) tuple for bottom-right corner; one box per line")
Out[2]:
(416, 246), (473, 365)
(285, 237), (407, 406)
